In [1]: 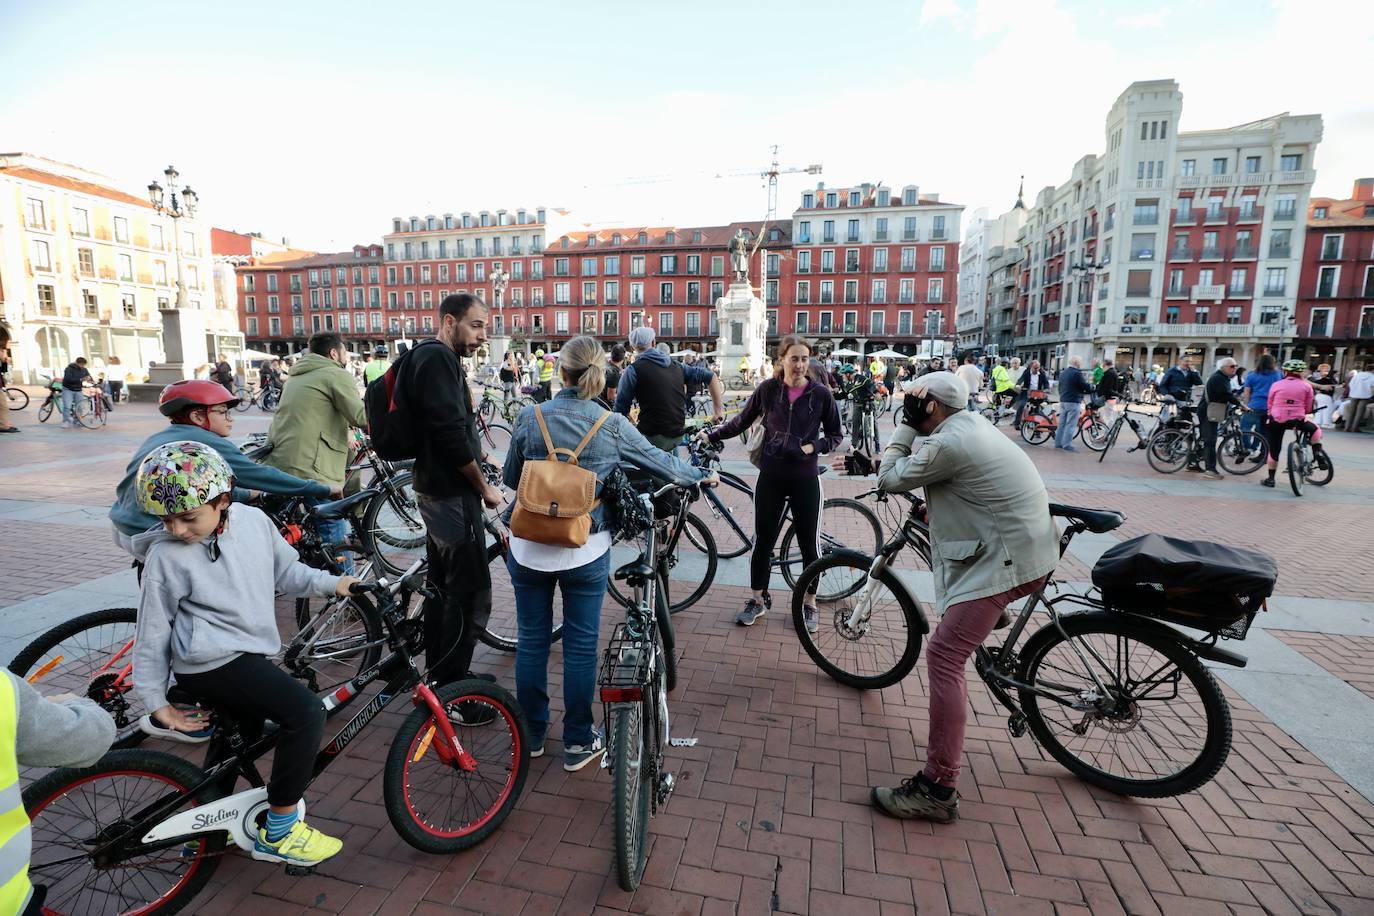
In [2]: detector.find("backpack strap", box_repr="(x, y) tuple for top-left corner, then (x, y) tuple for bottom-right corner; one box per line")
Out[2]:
(533, 404), (611, 466)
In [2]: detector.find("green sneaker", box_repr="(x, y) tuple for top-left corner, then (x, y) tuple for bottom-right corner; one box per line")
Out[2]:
(252, 819), (343, 866)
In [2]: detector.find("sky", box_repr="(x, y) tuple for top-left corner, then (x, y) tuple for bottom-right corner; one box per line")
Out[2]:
(2, 0), (1370, 252)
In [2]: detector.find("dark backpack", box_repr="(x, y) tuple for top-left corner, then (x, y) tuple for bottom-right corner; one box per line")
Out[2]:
(364, 339), (440, 461)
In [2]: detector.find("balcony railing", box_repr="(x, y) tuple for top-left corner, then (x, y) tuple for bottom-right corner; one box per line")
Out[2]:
(874, 232), (889, 242)
(1191, 284), (1226, 302)
(1272, 208), (1297, 222)
(1126, 287), (1153, 298)
(1199, 247), (1223, 260)
(1233, 244), (1257, 259)
(1133, 216), (1159, 226)
(1169, 247), (1195, 261)
(1230, 285), (1254, 298)
(931, 231), (947, 241)
(1269, 245), (1292, 259)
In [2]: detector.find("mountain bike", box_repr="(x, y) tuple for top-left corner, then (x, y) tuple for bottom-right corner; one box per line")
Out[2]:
(22, 563), (530, 915)
(474, 410), (514, 462)
(979, 390), (1017, 426)
(1286, 427), (1334, 497)
(790, 499), (1250, 798)
(849, 398), (883, 453)
(606, 469), (718, 615)
(680, 435), (883, 587)
(5, 385), (28, 410)
(477, 384), (531, 424)
(1094, 400), (1156, 462)
(1215, 408), (1269, 475)
(234, 384), (281, 412)
(599, 480), (698, 890)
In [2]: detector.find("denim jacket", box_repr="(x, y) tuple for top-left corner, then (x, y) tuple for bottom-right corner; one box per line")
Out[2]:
(501, 387), (705, 533)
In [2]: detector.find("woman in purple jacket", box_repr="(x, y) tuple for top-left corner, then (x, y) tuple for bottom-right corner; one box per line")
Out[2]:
(705, 335), (844, 631)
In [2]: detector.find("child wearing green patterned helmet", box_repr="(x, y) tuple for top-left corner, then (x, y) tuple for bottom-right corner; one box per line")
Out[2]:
(133, 439), (359, 868)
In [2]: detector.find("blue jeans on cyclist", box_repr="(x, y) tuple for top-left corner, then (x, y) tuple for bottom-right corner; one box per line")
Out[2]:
(61, 388), (84, 425)
(1054, 402), (1081, 450)
(307, 500), (355, 575)
(507, 549), (610, 753)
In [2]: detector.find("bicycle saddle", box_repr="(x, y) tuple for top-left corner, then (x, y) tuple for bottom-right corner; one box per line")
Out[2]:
(1048, 503), (1125, 533)
(311, 488), (379, 520)
(614, 560), (655, 582)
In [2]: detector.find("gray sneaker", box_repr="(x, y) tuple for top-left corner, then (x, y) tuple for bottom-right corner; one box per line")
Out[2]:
(564, 728), (605, 772)
(802, 603), (819, 634)
(736, 598), (766, 627)
(871, 776), (960, 823)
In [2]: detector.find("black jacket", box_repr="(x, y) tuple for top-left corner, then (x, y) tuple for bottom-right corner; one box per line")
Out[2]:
(1160, 366), (1203, 401)
(402, 340), (482, 498)
(1098, 368), (1122, 397)
(1018, 367), (1050, 392)
(1200, 370), (1242, 412)
(62, 363), (93, 391)
(1057, 367), (1094, 403)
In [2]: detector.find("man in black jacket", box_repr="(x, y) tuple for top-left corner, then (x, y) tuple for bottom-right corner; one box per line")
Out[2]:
(1097, 359), (1122, 399)
(402, 294), (503, 698)
(1014, 359), (1050, 427)
(1159, 357), (1203, 402)
(1198, 357), (1242, 479)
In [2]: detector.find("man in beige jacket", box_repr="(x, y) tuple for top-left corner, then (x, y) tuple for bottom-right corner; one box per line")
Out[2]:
(857, 371), (1059, 822)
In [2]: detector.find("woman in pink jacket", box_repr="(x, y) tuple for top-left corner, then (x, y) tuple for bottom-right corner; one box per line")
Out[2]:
(1262, 359), (1329, 487)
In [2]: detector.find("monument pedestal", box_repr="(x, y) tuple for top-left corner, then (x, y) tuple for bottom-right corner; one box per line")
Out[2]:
(147, 307), (209, 385)
(715, 281), (766, 388)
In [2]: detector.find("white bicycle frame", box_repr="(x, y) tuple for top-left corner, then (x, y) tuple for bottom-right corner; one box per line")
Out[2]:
(140, 786), (306, 854)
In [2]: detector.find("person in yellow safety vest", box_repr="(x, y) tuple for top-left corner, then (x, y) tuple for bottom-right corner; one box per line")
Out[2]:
(992, 359), (1013, 395)
(537, 353), (555, 402)
(1, 670), (116, 915)
(363, 345), (390, 384)
(870, 357), (886, 379)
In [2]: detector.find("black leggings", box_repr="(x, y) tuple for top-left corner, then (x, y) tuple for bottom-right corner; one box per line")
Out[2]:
(1265, 417), (1319, 465)
(176, 654), (325, 807)
(751, 472), (822, 594)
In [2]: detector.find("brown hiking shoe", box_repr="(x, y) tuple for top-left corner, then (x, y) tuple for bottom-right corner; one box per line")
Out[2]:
(871, 776), (960, 823)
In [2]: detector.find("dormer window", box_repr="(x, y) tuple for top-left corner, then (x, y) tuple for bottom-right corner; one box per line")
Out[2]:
(588, 235), (597, 247)
(638, 232), (648, 244)
(409, 218), (419, 232)
(561, 237), (569, 249)
(770, 229), (781, 242)
(612, 233), (622, 245)
(666, 231), (677, 244)
(393, 219), (402, 232)
(802, 193), (814, 209)
(692, 231), (702, 243)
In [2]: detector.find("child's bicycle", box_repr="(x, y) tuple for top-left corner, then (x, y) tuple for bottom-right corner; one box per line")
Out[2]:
(22, 561), (530, 915)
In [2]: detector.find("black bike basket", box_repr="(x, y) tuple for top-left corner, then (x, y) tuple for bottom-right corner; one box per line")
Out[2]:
(1092, 534), (1276, 640)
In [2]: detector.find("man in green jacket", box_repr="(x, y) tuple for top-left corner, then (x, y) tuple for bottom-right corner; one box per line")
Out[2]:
(363, 345), (390, 384)
(848, 371), (1058, 824)
(265, 332), (367, 571)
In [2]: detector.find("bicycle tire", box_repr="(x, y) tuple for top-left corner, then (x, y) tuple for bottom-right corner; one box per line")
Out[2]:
(1308, 449), (1334, 486)
(24, 748), (226, 915)
(699, 480), (752, 559)
(478, 536), (566, 652)
(778, 497), (883, 594)
(285, 592), (384, 708)
(1017, 612), (1232, 798)
(1146, 429), (1190, 474)
(481, 420), (513, 461)
(259, 388), (280, 412)
(38, 396), (54, 422)
(1020, 414), (1051, 445)
(6, 386), (29, 409)
(610, 701), (650, 890)
(609, 512), (716, 616)
(1217, 430), (1268, 476)
(360, 472), (427, 575)
(234, 387), (251, 411)
(1097, 418), (1123, 463)
(75, 396), (99, 428)
(1287, 442), (1305, 497)
(9, 606), (147, 748)
(383, 678), (530, 854)
(789, 553), (924, 689)
(1082, 417), (1111, 451)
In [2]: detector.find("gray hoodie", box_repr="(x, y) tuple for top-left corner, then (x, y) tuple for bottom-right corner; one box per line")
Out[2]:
(134, 503), (340, 713)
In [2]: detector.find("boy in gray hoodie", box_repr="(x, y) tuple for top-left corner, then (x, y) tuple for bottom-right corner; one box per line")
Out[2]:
(131, 440), (357, 868)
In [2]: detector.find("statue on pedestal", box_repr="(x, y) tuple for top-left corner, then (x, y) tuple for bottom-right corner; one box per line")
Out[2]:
(730, 229), (751, 283)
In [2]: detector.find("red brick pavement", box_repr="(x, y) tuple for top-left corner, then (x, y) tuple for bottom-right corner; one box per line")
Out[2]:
(0, 518), (130, 602)
(1271, 630), (1374, 703)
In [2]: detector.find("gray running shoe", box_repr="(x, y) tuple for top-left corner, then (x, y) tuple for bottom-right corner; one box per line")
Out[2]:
(564, 728), (605, 772)
(802, 603), (819, 634)
(871, 776), (960, 823)
(736, 598), (766, 627)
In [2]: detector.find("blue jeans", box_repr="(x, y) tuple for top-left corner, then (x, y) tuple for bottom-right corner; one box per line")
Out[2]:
(307, 499), (355, 575)
(508, 550), (610, 748)
(1056, 401), (1081, 448)
(61, 388), (83, 424)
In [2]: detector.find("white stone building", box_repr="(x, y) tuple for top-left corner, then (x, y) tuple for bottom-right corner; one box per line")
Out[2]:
(1010, 80), (1322, 372)
(0, 153), (241, 384)
(958, 189), (1027, 352)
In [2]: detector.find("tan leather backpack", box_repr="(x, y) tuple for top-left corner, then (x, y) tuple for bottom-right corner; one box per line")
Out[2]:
(510, 404), (610, 547)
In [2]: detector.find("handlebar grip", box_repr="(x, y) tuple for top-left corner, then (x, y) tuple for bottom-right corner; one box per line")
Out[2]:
(348, 581), (383, 596)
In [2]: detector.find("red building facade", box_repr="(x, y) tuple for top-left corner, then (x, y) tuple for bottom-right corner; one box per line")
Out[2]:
(234, 245), (387, 354)
(1294, 179), (1374, 372)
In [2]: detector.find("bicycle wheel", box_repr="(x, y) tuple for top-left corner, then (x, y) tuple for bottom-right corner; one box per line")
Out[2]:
(234, 387), (251, 410)
(481, 421), (513, 463)
(76, 396), (100, 428)
(1217, 430), (1267, 475)
(39, 396), (54, 422)
(360, 472), (427, 575)
(1308, 449), (1334, 486)
(1082, 417), (1112, 451)
(778, 497), (883, 594)
(609, 513), (717, 616)
(24, 749), (226, 915)
(383, 678), (530, 853)
(284, 593), (383, 704)
(789, 553), (925, 689)
(609, 701), (651, 891)
(1146, 429), (1190, 473)
(7, 386), (29, 409)
(697, 475), (752, 559)
(1020, 415), (1051, 445)
(1017, 612), (1232, 798)
(479, 398), (496, 423)
(478, 535), (566, 652)
(260, 387), (279, 412)
(9, 607), (147, 748)
(1287, 442), (1305, 497)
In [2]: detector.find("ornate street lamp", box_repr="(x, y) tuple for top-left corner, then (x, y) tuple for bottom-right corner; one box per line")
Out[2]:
(490, 266), (509, 335)
(148, 165), (199, 310)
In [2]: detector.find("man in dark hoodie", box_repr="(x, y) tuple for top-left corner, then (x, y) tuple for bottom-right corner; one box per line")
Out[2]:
(614, 326), (724, 452)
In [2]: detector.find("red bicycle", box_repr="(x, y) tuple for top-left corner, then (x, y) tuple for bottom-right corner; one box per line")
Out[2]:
(1018, 391), (1110, 447)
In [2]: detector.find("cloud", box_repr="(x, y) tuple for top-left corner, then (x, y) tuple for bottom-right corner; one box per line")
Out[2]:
(920, 0), (965, 27)
(1116, 9), (1170, 29)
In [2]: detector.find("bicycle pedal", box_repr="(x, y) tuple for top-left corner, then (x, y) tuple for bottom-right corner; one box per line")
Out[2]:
(1007, 713), (1028, 738)
(668, 737), (698, 748)
(284, 864), (317, 877)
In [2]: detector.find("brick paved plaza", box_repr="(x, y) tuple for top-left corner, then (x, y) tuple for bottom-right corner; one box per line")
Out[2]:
(3, 395), (1374, 915)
